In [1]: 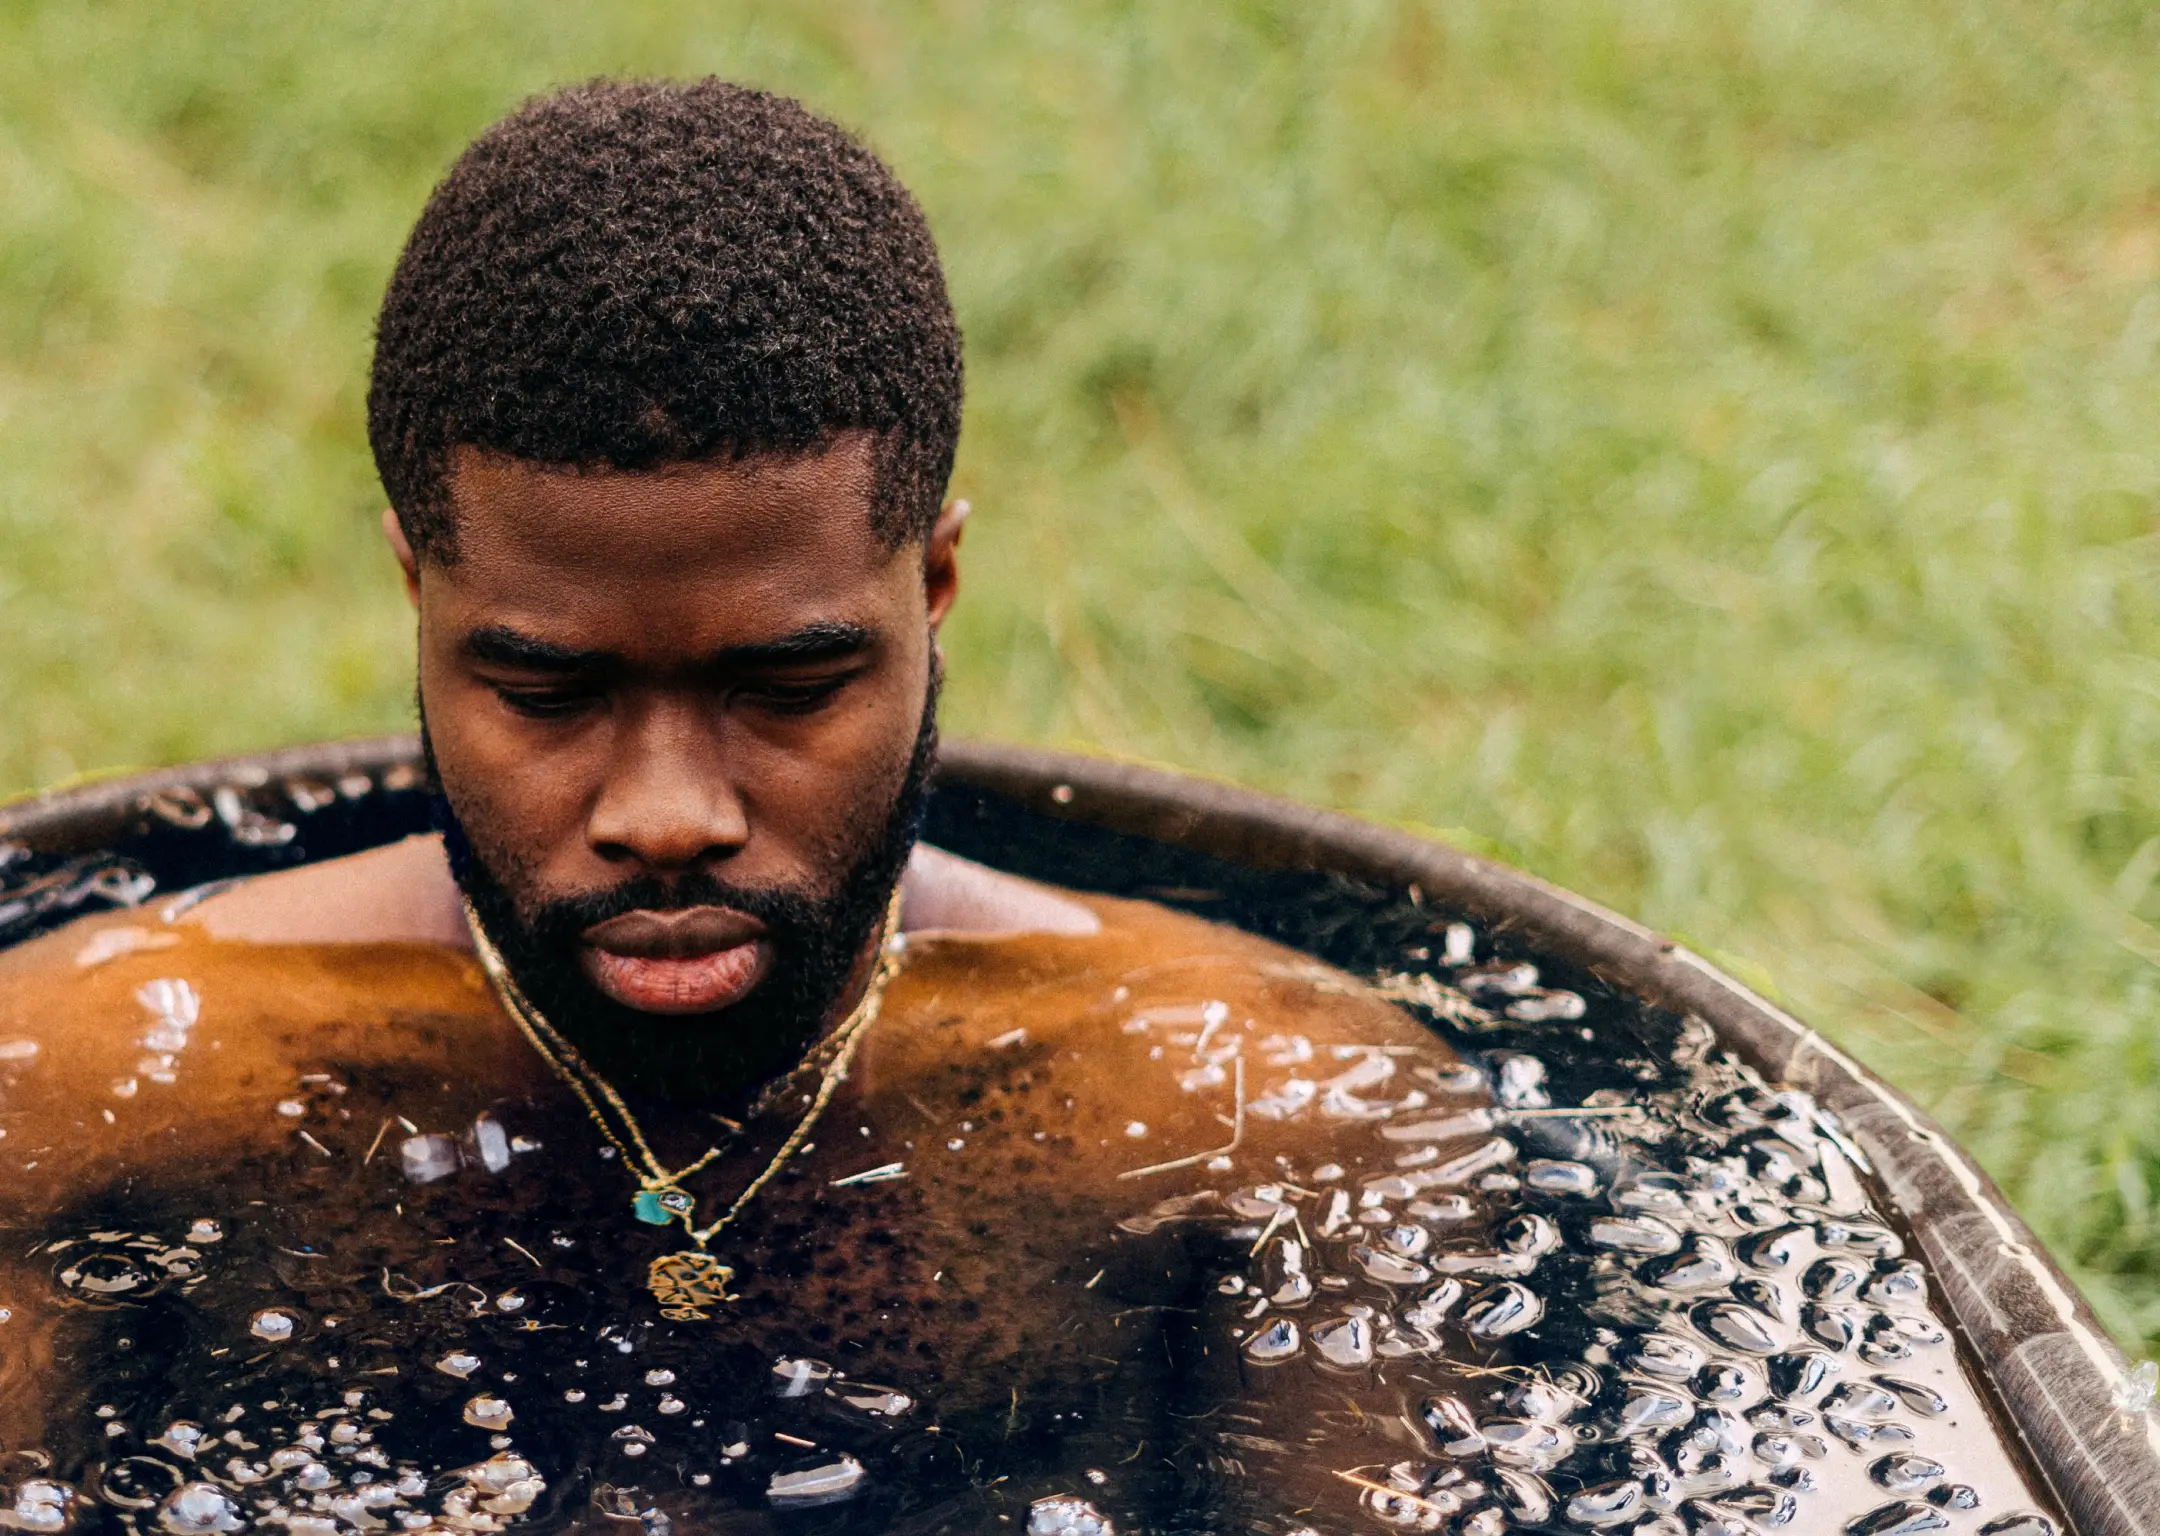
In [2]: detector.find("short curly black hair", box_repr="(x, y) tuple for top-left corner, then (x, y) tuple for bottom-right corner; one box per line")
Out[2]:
(368, 78), (963, 562)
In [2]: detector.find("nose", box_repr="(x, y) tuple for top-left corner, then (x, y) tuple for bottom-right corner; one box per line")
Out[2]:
(583, 701), (749, 871)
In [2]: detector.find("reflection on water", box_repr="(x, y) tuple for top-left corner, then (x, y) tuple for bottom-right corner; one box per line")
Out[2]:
(0, 834), (2063, 1532)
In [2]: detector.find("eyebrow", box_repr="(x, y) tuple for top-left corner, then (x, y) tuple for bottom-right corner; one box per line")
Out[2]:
(461, 620), (877, 673)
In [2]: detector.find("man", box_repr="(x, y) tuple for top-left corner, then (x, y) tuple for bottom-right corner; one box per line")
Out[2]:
(0, 80), (1484, 1535)
(0, 79), (2061, 1536)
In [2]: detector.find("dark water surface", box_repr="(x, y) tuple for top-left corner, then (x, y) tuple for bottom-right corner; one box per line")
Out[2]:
(0, 773), (2064, 1534)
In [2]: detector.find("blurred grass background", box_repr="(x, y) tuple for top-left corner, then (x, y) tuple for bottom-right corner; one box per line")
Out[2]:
(7, 0), (2160, 1348)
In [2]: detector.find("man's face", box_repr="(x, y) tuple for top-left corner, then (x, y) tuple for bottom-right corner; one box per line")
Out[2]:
(393, 434), (961, 1093)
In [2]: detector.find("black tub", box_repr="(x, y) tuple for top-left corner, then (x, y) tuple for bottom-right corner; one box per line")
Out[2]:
(2, 736), (2153, 1534)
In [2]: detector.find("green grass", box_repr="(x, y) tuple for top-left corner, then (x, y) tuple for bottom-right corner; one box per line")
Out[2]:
(6, 0), (2160, 1349)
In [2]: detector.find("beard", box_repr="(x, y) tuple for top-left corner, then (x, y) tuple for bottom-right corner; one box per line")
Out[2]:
(423, 667), (940, 1106)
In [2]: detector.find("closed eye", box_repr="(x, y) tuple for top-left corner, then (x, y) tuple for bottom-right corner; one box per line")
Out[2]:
(492, 684), (600, 720)
(737, 674), (856, 714)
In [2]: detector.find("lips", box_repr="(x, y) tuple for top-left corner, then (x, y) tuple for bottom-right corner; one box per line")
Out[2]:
(578, 907), (773, 1015)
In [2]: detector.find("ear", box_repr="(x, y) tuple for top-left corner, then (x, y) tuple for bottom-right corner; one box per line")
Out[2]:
(381, 507), (422, 609)
(923, 497), (969, 631)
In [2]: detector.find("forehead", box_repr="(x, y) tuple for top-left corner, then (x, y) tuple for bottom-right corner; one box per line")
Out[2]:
(433, 438), (906, 648)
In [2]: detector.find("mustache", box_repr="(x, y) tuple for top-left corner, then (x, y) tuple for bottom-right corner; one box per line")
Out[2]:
(520, 870), (833, 945)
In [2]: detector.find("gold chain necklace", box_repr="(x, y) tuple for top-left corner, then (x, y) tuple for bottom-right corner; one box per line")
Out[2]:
(464, 888), (907, 1321)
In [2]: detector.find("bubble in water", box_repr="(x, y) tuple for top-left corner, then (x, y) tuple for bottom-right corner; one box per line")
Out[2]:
(1242, 1319), (1300, 1363)
(0, 1040), (39, 1063)
(643, 1369), (675, 1387)
(149, 1423), (205, 1460)
(1351, 1245), (1433, 1287)
(1847, 1501), (1950, 1535)
(828, 1383), (914, 1417)
(1643, 1235), (1740, 1294)
(770, 1358), (834, 1398)
(55, 1250), (159, 1302)
(1872, 1454), (1947, 1493)
(183, 1219), (221, 1245)
(446, 1455), (543, 1518)
(1311, 1314), (1375, 1370)
(462, 1396), (515, 1431)
(248, 1310), (296, 1342)
(766, 1456), (866, 1510)
(1, 1478), (76, 1533)
(1565, 1478), (1644, 1528)
(1028, 1496), (1115, 1536)
(1462, 1281), (1544, 1338)
(1620, 1332), (1706, 1381)
(1480, 1418), (1574, 1472)
(436, 1352), (482, 1379)
(1525, 1159), (1599, 1196)
(154, 1482), (242, 1534)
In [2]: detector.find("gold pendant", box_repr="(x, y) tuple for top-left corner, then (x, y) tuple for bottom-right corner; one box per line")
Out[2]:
(649, 1249), (735, 1320)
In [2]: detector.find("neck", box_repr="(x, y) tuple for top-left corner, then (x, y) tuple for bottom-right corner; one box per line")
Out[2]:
(468, 888), (903, 1114)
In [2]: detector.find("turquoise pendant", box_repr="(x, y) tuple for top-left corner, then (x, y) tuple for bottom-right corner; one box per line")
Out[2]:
(634, 1188), (695, 1225)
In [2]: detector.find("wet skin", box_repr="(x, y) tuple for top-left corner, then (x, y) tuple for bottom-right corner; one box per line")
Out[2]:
(0, 888), (1471, 1532)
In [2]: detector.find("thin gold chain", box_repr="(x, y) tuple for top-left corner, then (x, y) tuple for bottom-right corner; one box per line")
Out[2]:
(465, 887), (907, 1247)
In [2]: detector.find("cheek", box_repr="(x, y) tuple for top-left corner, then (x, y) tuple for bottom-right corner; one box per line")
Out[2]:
(421, 670), (584, 881)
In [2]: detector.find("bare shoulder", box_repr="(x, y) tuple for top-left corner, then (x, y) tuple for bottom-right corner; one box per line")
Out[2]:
(865, 890), (1468, 1187)
(176, 836), (1095, 948)
(181, 833), (470, 947)
(0, 919), (509, 1225)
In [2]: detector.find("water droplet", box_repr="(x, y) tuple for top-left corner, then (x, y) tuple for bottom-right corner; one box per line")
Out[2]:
(183, 1219), (221, 1245)
(1624, 1331), (1708, 1380)
(1822, 1382), (1900, 1422)
(1524, 1159), (1599, 1196)
(1874, 1375), (1948, 1418)
(248, 1310), (296, 1342)
(1590, 1214), (1684, 1256)
(462, 1396), (514, 1431)
(0, 1040), (38, 1063)
(1691, 1300), (1787, 1355)
(1871, 1454), (1946, 1493)
(275, 1100), (305, 1118)
(1642, 1235), (1739, 1294)
(1565, 1478), (1643, 1528)
(436, 1352), (481, 1379)
(1847, 1501), (1949, 1535)
(1617, 1390), (1691, 1435)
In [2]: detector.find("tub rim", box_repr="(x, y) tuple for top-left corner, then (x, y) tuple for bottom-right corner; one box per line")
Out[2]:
(3, 733), (2151, 1532)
